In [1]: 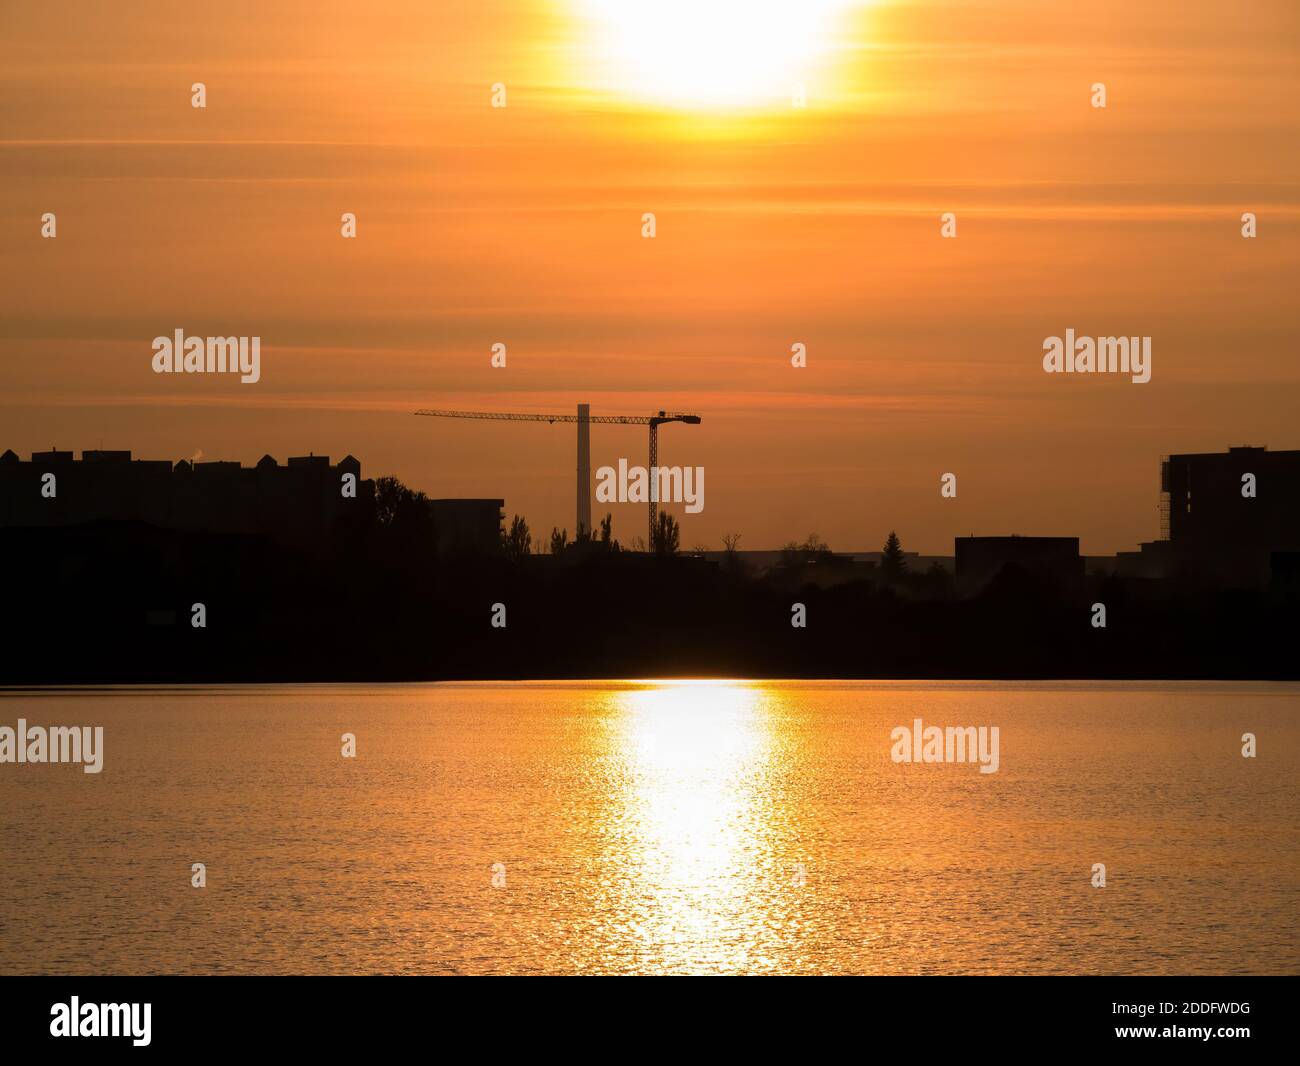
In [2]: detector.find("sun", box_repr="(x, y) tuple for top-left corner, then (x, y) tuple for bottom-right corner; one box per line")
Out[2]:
(575, 0), (855, 111)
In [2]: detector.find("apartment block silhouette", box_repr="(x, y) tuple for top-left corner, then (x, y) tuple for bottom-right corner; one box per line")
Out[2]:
(0, 448), (372, 551)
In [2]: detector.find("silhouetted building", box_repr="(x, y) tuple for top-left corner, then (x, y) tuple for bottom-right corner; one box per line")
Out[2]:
(0, 448), (373, 552)
(1162, 446), (1300, 547)
(956, 536), (1082, 595)
(1119, 446), (1300, 586)
(427, 498), (504, 558)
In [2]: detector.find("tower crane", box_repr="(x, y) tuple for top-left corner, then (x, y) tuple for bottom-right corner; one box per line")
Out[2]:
(414, 405), (701, 548)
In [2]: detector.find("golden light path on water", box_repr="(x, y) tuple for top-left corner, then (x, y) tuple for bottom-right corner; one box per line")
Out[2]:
(602, 681), (781, 972)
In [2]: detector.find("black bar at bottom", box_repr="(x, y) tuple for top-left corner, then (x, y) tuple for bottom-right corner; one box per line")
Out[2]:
(0, 976), (1287, 1054)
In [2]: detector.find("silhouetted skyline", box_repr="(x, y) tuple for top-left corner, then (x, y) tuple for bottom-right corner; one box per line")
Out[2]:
(3, 438), (1298, 683)
(5, 441), (1298, 571)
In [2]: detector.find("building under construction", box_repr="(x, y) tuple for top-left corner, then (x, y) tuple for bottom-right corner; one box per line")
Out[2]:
(1118, 445), (1300, 585)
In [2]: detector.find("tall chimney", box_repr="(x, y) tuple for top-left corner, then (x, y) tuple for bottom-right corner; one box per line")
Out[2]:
(576, 403), (591, 537)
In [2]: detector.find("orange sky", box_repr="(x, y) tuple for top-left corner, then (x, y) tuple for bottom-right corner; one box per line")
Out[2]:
(2, 0), (1298, 553)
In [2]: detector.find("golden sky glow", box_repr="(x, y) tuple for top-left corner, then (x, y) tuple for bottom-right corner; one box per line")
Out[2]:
(571, 1), (858, 110)
(2, 1), (1298, 553)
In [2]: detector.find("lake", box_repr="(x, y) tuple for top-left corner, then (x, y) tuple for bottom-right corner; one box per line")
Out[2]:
(0, 681), (1296, 975)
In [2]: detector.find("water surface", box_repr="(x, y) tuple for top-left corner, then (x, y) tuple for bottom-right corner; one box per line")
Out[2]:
(0, 681), (1296, 975)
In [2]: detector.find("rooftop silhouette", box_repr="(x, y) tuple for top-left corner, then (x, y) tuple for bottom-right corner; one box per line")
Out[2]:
(0, 448), (372, 553)
(1, 442), (1297, 683)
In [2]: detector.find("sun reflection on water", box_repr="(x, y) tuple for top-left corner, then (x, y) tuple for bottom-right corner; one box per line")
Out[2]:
(602, 680), (780, 972)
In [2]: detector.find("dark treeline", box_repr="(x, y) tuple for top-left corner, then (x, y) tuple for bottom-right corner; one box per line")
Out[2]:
(2, 489), (1296, 683)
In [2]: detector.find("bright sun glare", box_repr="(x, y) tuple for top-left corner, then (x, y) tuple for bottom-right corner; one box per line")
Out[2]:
(579, 0), (854, 110)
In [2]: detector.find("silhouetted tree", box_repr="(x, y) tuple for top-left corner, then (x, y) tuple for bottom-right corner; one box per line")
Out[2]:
(721, 532), (746, 576)
(780, 533), (831, 568)
(504, 514), (531, 561)
(881, 530), (907, 582)
(370, 476), (434, 567)
(651, 511), (680, 555)
(801, 533), (831, 555)
(374, 475), (429, 528)
(598, 513), (619, 551)
(550, 527), (569, 554)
